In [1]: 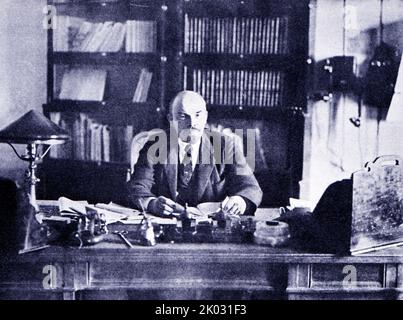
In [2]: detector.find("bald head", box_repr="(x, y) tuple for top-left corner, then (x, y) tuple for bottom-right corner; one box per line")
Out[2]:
(169, 91), (208, 143)
(169, 90), (207, 115)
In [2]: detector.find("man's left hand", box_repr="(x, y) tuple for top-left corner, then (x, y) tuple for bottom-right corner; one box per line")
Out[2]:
(222, 196), (247, 215)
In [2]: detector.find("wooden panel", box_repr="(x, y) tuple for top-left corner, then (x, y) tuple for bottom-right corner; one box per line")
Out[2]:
(0, 262), (59, 289)
(287, 263), (398, 300)
(1, 243), (403, 300)
(0, 289), (66, 300)
(0, 261), (67, 300)
(385, 264), (398, 288)
(287, 288), (397, 300)
(288, 264), (311, 288)
(88, 261), (284, 291)
(311, 264), (383, 288)
(76, 287), (275, 300)
(79, 261), (287, 300)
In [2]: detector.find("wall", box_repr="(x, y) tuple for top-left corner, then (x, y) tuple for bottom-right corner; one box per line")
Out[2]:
(301, 0), (403, 206)
(0, 0), (47, 185)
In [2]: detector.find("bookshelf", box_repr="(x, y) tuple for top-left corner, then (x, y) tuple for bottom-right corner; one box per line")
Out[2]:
(40, 0), (309, 207)
(40, 0), (170, 204)
(179, 0), (309, 206)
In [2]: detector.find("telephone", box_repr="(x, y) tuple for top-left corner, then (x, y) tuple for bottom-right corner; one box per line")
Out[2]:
(363, 42), (401, 109)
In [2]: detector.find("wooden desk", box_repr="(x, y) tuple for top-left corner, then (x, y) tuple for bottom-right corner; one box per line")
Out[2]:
(1, 240), (403, 300)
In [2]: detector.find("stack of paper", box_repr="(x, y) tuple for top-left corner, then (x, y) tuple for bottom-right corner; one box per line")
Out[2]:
(59, 67), (107, 101)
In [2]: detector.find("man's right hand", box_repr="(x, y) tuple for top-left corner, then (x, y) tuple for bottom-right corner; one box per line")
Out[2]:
(148, 196), (179, 216)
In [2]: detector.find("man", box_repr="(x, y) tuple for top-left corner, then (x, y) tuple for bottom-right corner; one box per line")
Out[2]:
(127, 90), (262, 216)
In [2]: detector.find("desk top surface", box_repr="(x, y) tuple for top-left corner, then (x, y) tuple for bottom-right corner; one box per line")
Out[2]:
(4, 240), (403, 264)
(5, 203), (401, 265)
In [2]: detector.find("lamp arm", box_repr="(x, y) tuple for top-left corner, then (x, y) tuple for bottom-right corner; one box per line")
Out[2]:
(39, 145), (52, 160)
(7, 143), (26, 161)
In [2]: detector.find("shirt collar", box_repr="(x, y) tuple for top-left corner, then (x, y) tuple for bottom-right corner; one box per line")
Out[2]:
(178, 137), (201, 153)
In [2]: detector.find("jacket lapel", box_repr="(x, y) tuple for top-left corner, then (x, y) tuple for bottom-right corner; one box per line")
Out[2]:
(195, 133), (215, 201)
(164, 138), (178, 200)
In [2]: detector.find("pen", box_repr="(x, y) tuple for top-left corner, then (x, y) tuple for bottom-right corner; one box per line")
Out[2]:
(113, 231), (134, 248)
(19, 245), (50, 254)
(119, 233), (134, 248)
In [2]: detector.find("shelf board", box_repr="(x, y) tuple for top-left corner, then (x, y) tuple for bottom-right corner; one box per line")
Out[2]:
(49, 0), (123, 5)
(207, 104), (304, 120)
(52, 52), (160, 65)
(183, 53), (300, 70)
(44, 100), (159, 111)
(43, 100), (165, 126)
(184, 0), (292, 17)
(49, 0), (160, 9)
(43, 101), (302, 120)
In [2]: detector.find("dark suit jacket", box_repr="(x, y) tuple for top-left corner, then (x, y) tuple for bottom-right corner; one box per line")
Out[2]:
(127, 131), (263, 214)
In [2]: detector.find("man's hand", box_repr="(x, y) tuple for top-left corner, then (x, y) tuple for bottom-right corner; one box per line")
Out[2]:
(148, 196), (178, 216)
(221, 196), (247, 215)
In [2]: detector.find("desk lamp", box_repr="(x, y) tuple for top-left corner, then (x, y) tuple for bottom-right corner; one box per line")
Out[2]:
(0, 110), (69, 210)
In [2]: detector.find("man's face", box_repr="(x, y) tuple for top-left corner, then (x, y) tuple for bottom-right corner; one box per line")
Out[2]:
(170, 93), (208, 144)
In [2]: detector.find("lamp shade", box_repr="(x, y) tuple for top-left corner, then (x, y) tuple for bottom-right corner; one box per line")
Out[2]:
(0, 110), (69, 144)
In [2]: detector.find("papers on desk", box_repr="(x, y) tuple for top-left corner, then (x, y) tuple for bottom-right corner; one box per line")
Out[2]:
(58, 197), (142, 225)
(57, 197), (178, 225)
(59, 197), (88, 214)
(147, 215), (177, 225)
(94, 202), (140, 216)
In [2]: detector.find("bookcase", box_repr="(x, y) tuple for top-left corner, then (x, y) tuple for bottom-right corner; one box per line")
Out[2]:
(40, 0), (171, 204)
(178, 0), (309, 206)
(39, 0), (309, 207)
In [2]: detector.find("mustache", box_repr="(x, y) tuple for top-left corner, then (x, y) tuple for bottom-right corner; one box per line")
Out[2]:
(182, 127), (202, 132)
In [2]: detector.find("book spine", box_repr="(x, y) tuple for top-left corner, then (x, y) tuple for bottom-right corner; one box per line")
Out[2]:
(184, 14), (189, 53)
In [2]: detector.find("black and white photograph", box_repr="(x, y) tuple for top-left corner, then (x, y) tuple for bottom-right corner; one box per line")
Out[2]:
(0, 0), (403, 303)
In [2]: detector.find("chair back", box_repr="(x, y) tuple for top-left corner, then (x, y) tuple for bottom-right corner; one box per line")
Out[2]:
(130, 128), (165, 175)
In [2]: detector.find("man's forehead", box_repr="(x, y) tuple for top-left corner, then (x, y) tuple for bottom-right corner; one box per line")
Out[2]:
(172, 91), (206, 113)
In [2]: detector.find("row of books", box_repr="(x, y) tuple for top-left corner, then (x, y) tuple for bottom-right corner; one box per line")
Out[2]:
(185, 67), (284, 107)
(49, 112), (133, 163)
(132, 68), (153, 103)
(184, 15), (289, 55)
(54, 16), (156, 53)
(126, 20), (157, 53)
(58, 67), (153, 102)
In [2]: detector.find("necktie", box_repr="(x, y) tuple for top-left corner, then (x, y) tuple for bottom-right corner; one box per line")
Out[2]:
(180, 144), (193, 186)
